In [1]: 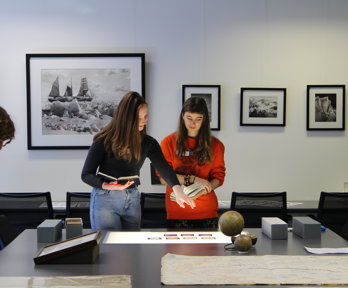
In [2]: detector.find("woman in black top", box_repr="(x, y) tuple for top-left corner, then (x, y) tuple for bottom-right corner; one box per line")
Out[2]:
(81, 91), (195, 230)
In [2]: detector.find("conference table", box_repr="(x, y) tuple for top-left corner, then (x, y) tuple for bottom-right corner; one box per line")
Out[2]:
(0, 227), (347, 288)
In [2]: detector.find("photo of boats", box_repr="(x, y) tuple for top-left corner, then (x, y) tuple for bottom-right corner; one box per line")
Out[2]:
(41, 68), (130, 135)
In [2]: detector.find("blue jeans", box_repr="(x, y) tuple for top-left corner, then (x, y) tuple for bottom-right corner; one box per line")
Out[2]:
(90, 187), (141, 231)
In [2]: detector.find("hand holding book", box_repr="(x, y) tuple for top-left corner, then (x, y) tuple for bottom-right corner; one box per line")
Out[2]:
(170, 182), (207, 201)
(97, 171), (141, 186)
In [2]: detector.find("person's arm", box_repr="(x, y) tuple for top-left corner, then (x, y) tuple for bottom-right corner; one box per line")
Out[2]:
(81, 141), (105, 189)
(165, 139), (226, 195)
(202, 139), (226, 193)
(148, 138), (195, 209)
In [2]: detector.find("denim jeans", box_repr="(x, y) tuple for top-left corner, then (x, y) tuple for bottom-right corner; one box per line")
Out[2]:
(90, 187), (141, 231)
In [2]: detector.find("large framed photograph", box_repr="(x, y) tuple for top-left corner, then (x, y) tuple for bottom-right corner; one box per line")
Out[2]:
(34, 231), (101, 264)
(26, 53), (145, 150)
(182, 85), (221, 130)
(240, 88), (286, 126)
(307, 85), (345, 131)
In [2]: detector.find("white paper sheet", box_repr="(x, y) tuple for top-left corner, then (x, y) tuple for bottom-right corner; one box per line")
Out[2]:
(305, 246), (348, 254)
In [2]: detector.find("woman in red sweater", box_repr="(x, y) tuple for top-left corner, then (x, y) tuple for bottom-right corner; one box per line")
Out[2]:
(159, 97), (226, 229)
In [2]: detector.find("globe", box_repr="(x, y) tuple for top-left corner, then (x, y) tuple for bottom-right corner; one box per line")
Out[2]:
(218, 210), (245, 236)
(234, 234), (252, 252)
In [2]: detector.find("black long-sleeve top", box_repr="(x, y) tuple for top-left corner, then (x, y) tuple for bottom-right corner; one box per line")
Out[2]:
(81, 135), (180, 189)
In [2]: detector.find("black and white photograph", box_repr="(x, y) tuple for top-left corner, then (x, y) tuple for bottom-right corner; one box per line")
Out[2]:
(314, 93), (336, 122)
(26, 53), (145, 149)
(182, 85), (221, 130)
(307, 85), (345, 130)
(240, 88), (286, 126)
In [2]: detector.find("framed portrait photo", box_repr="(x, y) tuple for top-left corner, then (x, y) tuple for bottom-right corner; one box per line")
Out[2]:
(182, 85), (221, 130)
(240, 88), (286, 126)
(307, 85), (345, 131)
(26, 53), (145, 150)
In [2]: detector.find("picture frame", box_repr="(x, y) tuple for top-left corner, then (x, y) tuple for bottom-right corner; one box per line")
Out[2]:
(26, 53), (145, 150)
(182, 85), (221, 130)
(240, 87), (286, 126)
(33, 231), (101, 264)
(306, 85), (345, 131)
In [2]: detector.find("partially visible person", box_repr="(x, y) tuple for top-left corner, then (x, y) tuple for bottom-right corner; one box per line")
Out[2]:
(0, 106), (15, 150)
(81, 91), (195, 231)
(159, 97), (226, 229)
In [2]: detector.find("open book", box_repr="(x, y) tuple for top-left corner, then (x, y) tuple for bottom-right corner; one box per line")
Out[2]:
(97, 171), (140, 185)
(170, 182), (206, 201)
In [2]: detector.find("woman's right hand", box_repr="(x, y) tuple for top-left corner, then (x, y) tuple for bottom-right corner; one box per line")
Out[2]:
(102, 180), (134, 190)
(172, 185), (196, 209)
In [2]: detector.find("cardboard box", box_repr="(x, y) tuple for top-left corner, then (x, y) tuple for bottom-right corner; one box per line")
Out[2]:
(37, 219), (63, 243)
(292, 216), (321, 238)
(262, 217), (288, 239)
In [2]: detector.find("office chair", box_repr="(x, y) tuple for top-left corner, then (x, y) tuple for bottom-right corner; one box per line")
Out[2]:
(66, 192), (91, 228)
(0, 214), (18, 249)
(317, 192), (348, 239)
(0, 192), (54, 234)
(230, 192), (287, 228)
(140, 192), (167, 228)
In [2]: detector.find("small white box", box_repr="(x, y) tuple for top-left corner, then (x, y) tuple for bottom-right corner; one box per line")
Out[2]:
(292, 216), (321, 238)
(262, 217), (288, 239)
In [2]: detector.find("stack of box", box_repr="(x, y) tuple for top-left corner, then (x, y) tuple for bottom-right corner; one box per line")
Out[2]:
(37, 219), (63, 243)
(292, 216), (321, 238)
(66, 218), (83, 239)
(262, 217), (288, 239)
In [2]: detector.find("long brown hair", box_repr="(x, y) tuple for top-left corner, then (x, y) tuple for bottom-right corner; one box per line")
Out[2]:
(0, 106), (15, 146)
(176, 97), (212, 163)
(94, 91), (147, 162)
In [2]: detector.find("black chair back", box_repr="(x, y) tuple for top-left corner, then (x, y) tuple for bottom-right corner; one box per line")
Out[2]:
(317, 192), (348, 239)
(230, 192), (287, 228)
(66, 192), (91, 228)
(0, 192), (54, 234)
(0, 214), (18, 248)
(140, 192), (167, 228)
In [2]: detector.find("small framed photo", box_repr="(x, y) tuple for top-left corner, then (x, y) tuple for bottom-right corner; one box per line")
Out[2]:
(307, 85), (345, 131)
(26, 53), (145, 150)
(240, 88), (286, 126)
(182, 85), (221, 130)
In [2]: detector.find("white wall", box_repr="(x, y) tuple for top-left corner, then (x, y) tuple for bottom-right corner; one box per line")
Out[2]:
(1, 0), (348, 201)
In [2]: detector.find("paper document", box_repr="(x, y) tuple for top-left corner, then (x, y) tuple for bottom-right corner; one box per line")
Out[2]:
(305, 246), (348, 254)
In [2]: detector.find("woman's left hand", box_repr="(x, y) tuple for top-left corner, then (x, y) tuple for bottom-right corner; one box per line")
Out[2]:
(194, 177), (213, 194)
(102, 180), (134, 190)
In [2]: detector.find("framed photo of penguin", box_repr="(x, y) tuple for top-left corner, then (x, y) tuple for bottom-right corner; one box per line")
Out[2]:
(26, 53), (145, 149)
(306, 85), (345, 131)
(182, 85), (221, 131)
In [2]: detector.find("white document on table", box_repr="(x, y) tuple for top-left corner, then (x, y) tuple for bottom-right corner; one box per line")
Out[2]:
(305, 246), (348, 254)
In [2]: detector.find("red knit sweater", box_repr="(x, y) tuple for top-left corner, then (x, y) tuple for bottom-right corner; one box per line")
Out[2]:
(160, 133), (226, 220)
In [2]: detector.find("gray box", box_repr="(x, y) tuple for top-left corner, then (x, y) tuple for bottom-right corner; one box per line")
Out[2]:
(262, 217), (288, 239)
(292, 216), (321, 238)
(37, 219), (63, 243)
(66, 218), (83, 239)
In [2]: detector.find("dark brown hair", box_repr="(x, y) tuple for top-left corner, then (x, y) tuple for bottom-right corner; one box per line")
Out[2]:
(176, 97), (212, 163)
(0, 106), (15, 146)
(94, 91), (147, 162)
